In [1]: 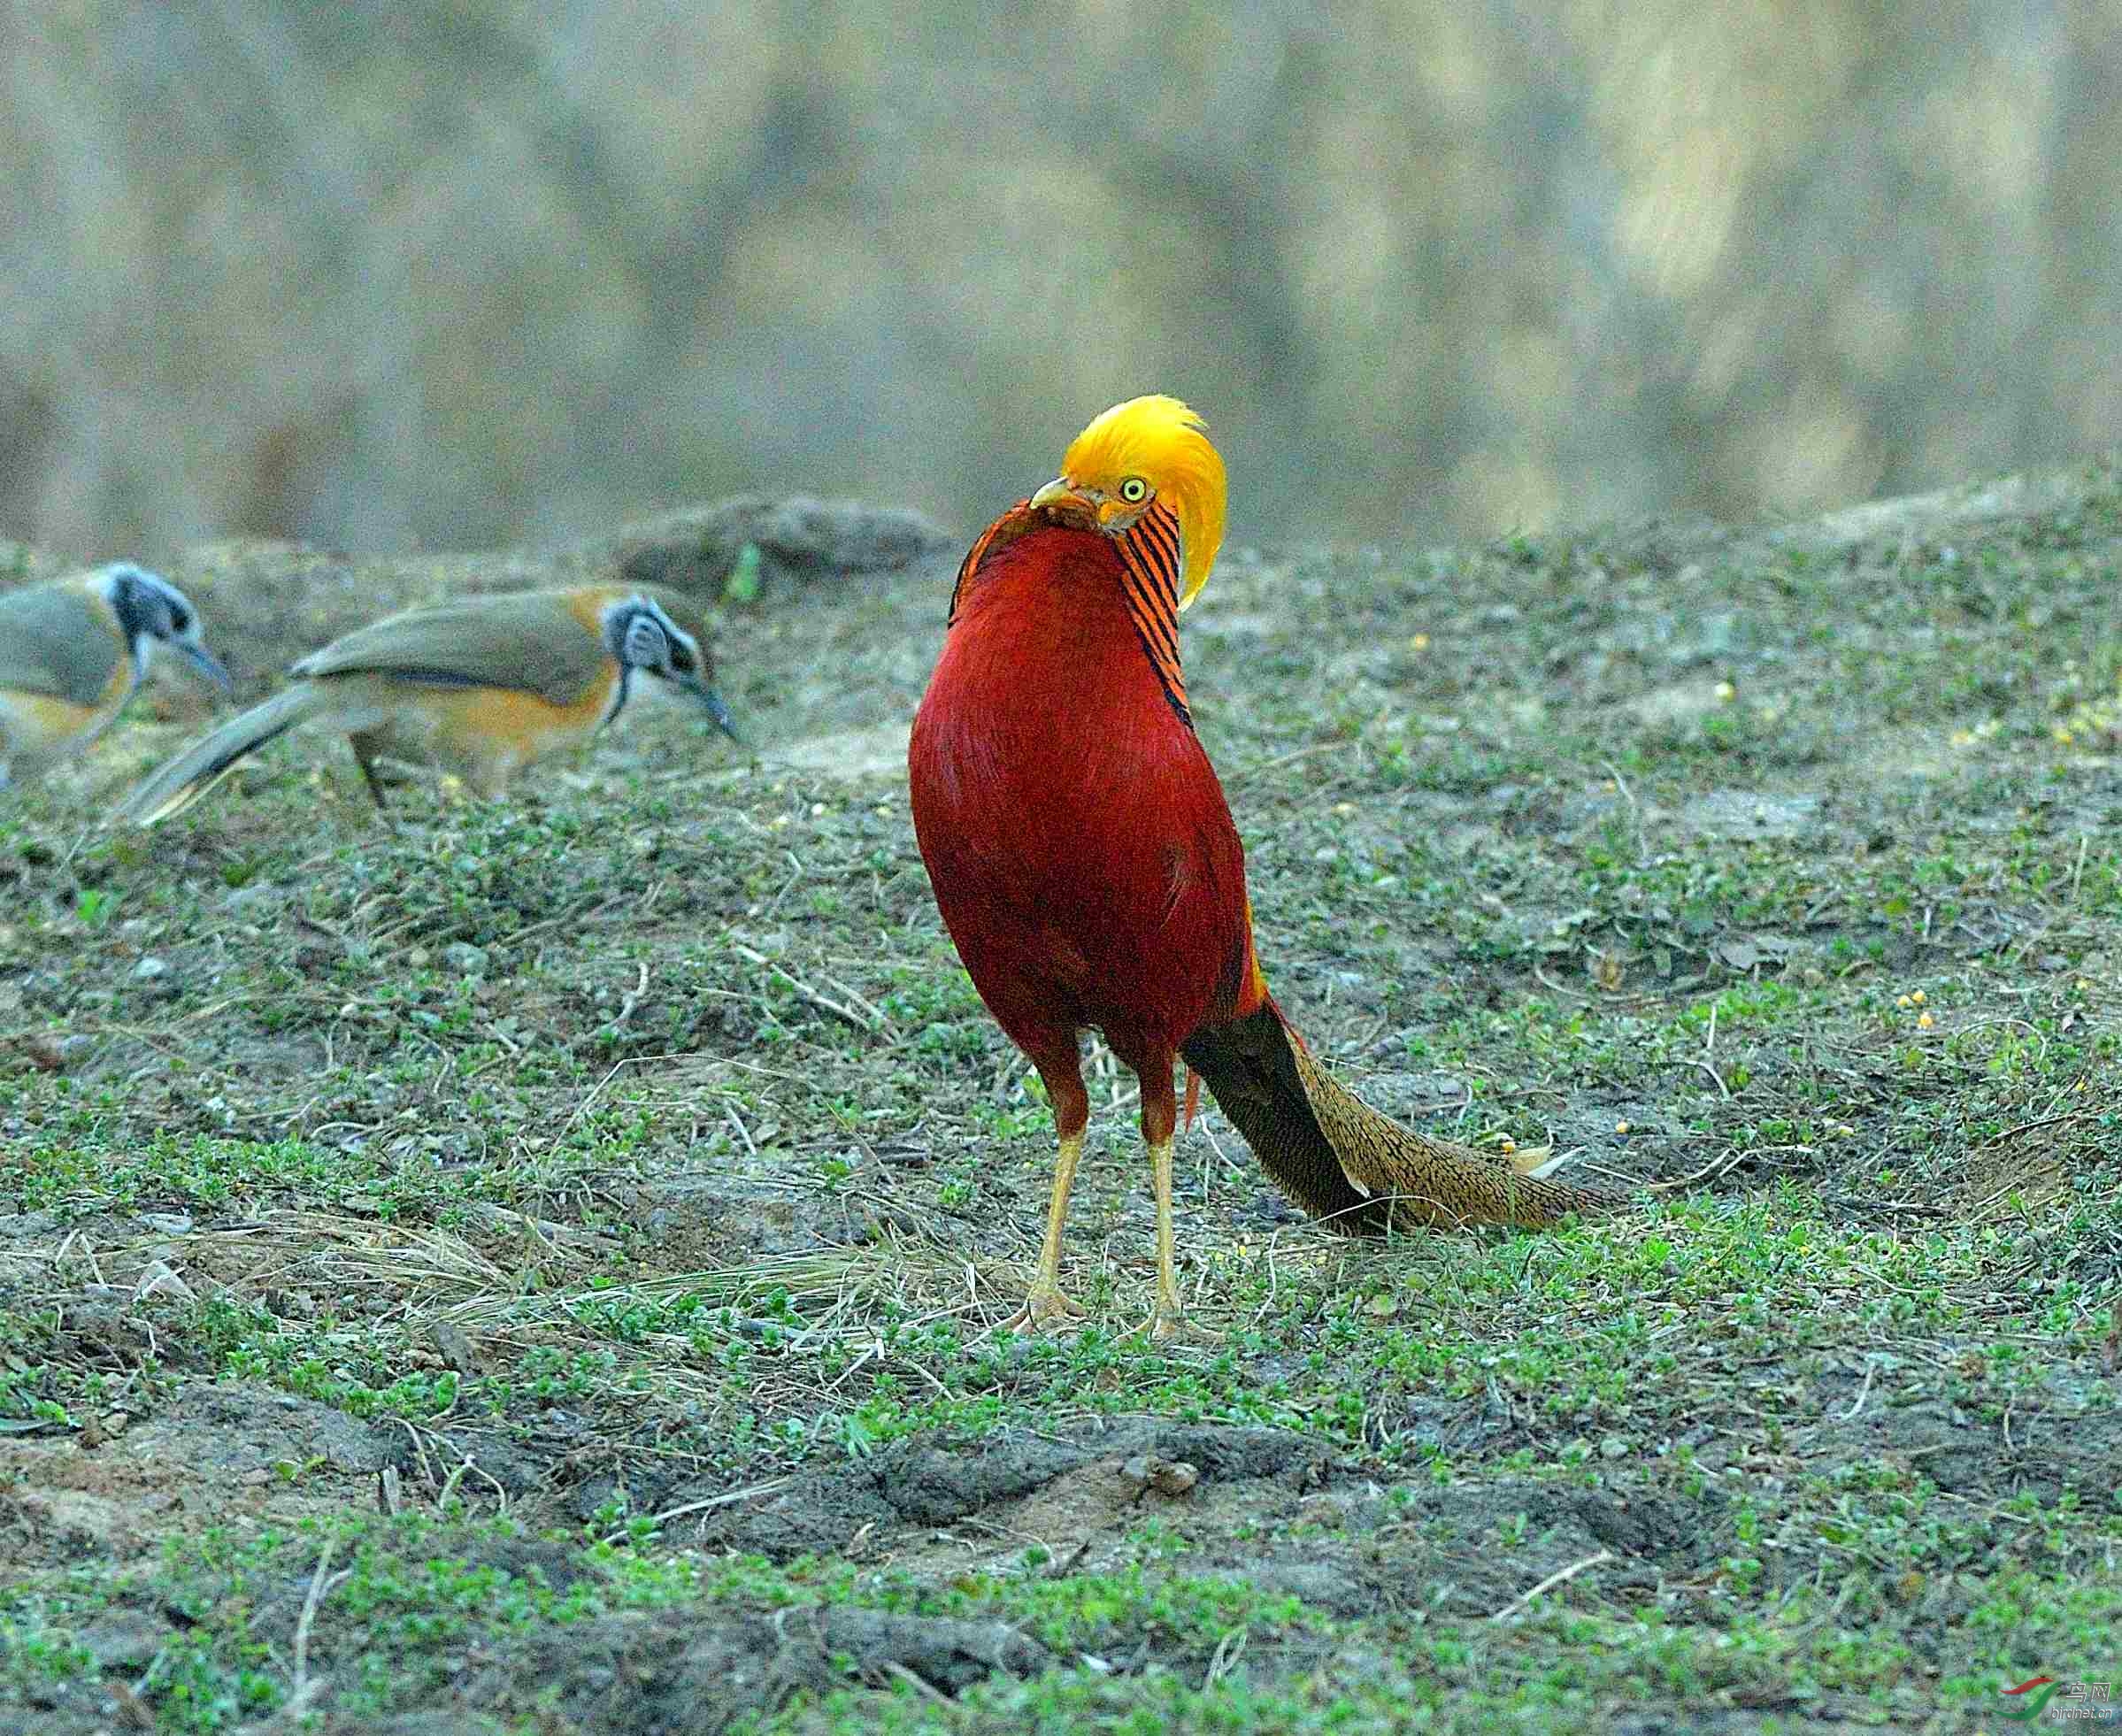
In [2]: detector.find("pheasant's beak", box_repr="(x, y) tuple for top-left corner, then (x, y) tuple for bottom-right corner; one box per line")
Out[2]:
(1030, 476), (1109, 534)
(1030, 476), (1088, 512)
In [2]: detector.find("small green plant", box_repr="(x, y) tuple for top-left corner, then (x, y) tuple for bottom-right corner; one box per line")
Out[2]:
(723, 542), (764, 603)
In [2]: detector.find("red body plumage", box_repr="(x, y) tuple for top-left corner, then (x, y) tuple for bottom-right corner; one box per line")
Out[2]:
(909, 520), (1265, 1113)
(911, 397), (1611, 1336)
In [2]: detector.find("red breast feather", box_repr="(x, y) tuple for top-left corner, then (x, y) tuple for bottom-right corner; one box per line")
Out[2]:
(909, 522), (1256, 1061)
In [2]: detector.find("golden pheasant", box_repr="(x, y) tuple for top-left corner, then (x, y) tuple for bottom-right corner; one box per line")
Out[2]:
(908, 396), (1611, 1338)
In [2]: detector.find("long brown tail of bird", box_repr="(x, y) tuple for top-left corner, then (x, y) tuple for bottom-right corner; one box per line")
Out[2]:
(118, 686), (327, 827)
(1180, 1002), (1618, 1233)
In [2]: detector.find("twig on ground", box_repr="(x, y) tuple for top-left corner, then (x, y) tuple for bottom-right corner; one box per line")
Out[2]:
(1489, 1549), (1614, 1623)
(597, 1479), (792, 1546)
(291, 1538), (350, 1694)
(732, 941), (880, 1031)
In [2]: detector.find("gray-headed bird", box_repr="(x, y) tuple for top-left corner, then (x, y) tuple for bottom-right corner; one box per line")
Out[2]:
(0, 563), (231, 789)
(121, 584), (738, 824)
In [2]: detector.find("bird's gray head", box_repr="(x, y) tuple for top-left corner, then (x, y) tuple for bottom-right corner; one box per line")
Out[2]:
(602, 594), (741, 743)
(97, 565), (233, 694)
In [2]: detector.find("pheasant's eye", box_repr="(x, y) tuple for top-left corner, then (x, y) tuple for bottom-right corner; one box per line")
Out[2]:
(1118, 477), (1149, 504)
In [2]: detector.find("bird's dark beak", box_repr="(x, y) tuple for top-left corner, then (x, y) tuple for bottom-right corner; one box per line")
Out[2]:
(176, 639), (234, 695)
(680, 673), (743, 745)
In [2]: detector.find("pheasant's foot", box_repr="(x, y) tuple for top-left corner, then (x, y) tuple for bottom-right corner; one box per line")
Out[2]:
(1142, 1306), (1221, 1347)
(1007, 1284), (1087, 1334)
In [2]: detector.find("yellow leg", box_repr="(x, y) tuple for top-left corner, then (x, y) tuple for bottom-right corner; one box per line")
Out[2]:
(1009, 1131), (1088, 1333)
(1142, 1136), (1219, 1344)
(1149, 1137), (1186, 1340)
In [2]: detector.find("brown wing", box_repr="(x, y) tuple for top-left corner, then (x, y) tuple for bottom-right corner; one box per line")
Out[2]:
(0, 580), (121, 707)
(292, 590), (607, 707)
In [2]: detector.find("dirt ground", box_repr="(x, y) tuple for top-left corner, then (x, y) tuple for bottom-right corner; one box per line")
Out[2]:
(0, 467), (2117, 1732)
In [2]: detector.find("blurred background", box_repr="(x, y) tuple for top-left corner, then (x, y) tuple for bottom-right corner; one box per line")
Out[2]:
(3, 1), (2117, 562)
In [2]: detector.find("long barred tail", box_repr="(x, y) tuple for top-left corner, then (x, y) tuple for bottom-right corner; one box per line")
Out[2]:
(1180, 1002), (1619, 1233)
(118, 686), (319, 827)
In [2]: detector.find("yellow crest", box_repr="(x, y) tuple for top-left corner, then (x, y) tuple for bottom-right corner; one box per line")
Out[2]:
(1051, 395), (1227, 611)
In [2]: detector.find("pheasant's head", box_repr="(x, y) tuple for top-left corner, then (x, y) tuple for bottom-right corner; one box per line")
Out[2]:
(1030, 395), (1227, 611)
